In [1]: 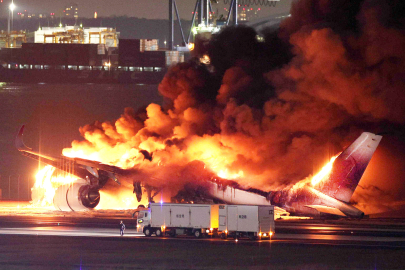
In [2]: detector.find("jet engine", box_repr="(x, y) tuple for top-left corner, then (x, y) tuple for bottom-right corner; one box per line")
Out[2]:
(53, 179), (100, 211)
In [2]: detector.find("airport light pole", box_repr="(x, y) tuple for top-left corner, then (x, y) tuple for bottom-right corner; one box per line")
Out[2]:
(8, 1), (16, 33)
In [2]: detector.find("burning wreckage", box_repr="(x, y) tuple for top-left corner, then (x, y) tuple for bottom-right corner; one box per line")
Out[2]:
(16, 125), (382, 218)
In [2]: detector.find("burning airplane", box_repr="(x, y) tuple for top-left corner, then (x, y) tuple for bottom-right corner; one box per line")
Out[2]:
(14, 0), (405, 217)
(16, 125), (381, 218)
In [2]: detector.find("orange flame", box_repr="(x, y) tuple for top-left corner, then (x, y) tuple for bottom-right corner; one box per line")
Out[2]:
(217, 169), (244, 180)
(97, 189), (148, 210)
(311, 155), (338, 186)
(31, 165), (77, 207)
(32, 165), (147, 210)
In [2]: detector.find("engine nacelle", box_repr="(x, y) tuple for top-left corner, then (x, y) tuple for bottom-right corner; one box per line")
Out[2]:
(53, 180), (100, 211)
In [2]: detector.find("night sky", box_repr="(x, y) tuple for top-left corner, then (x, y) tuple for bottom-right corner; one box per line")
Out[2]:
(0, 0), (293, 19)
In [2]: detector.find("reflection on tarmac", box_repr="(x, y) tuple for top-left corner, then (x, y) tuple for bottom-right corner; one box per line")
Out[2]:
(0, 227), (144, 238)
(0, 226), (405, 246)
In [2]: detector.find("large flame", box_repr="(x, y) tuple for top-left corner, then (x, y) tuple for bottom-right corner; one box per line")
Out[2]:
(97, 190), (149, 210)
(288, 155), (338, 194)
(311, 155), (338, 186)
(31, 165), (77, 207)
(31, 165), (148, 210)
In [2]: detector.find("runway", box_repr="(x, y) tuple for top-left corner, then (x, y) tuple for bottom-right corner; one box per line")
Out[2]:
(0, 204), (404, 269)
(0, 225), (405, 247)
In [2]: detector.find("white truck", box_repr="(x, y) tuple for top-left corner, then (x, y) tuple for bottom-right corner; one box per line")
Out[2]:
(137, 203), (275, 240)
(218, 204), (275, 240)
(137, 203), (219, 238)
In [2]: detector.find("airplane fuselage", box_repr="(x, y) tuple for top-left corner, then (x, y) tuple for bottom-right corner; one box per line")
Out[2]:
(269, 185), (364, 218)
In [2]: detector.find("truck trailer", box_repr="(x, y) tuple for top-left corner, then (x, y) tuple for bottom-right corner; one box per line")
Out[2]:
(218, 204), (275, 240)
(137, 203), (275, 240)
(137, 203), (219, 238)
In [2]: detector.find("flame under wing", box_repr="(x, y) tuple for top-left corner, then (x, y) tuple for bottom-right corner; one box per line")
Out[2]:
(16, 125), (123, 185)
(16, 125), (125, 211)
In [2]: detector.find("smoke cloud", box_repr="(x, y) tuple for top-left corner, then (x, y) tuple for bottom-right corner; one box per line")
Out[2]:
(63, 0), (405, 214)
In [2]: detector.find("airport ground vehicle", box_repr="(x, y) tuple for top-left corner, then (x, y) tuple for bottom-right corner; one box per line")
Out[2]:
(218, 205), (275, 240)
(136, 203), (275, 240)
(137, 203), (219, 238)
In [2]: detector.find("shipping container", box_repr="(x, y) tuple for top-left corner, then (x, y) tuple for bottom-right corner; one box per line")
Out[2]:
(118, 39), (142, 66)
(165, 50), (184, 66)
(140, 39), (158, 52)
(21, 43), (44, 65)
(43, 43), (67, 65)
(66, 44), (98, 66)
(142, 51), (166, 68)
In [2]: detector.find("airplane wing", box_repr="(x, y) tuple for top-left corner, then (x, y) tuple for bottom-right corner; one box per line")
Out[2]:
(305, 205), (347, 217)
(15, 125), (58, 165)
(15, 125), (122, 185)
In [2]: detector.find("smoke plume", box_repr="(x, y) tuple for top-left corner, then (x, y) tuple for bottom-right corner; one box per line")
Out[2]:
(63, 0), (405, 214)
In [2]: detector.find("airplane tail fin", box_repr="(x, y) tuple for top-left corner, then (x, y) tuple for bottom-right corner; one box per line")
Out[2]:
(315, 132), (382, 203)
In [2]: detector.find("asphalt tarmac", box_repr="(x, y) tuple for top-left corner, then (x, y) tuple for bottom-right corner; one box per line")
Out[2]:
(0, 231), (404, 270)
(0, 210), (404, 270)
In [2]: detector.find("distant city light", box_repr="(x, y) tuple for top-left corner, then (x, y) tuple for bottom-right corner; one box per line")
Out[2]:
(9, 3), (16, 11)
(94, 11), (97, 19)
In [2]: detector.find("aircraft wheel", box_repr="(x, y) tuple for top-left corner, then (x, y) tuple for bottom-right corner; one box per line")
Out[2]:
(220, 233), (227, 239)
(169, 229), (176, 237)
